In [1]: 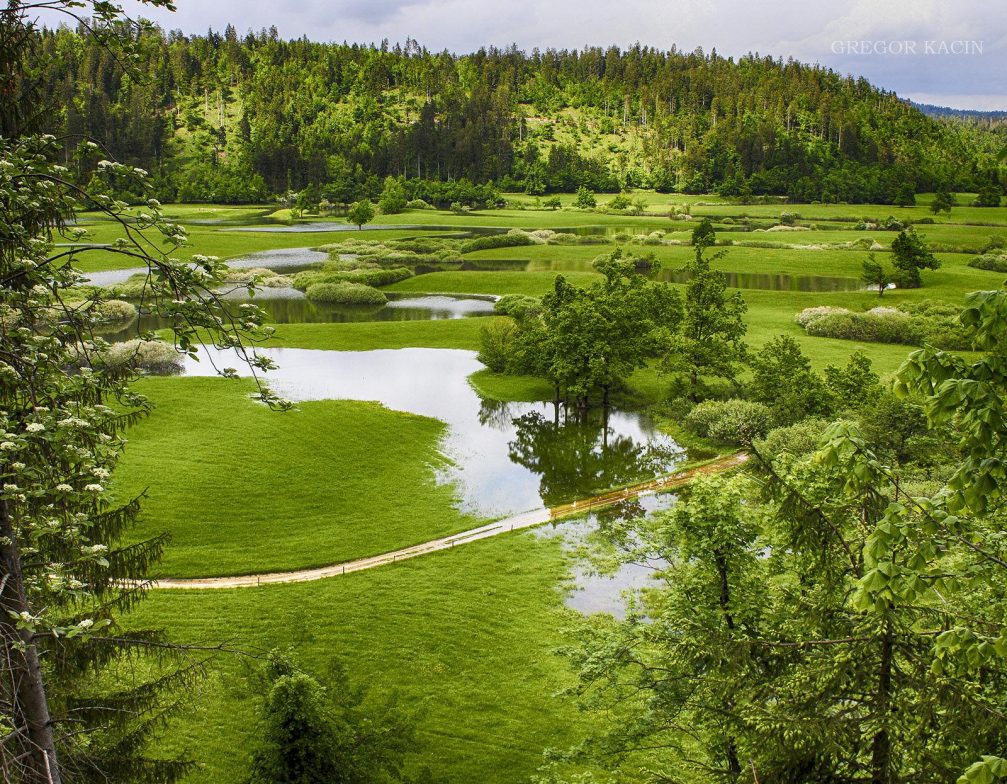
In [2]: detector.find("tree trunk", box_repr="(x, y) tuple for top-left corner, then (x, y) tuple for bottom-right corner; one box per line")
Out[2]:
(871, 622), (893, 784)
(0, 499), (62, 784)
(714, 549), (741, 776)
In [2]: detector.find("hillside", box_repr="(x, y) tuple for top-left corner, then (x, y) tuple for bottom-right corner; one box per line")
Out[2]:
(31, 26), (1007, 204)
(911, 100), (1007, 125)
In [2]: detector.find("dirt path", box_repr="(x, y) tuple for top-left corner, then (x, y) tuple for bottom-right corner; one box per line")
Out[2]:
(152, 453), (748, 590)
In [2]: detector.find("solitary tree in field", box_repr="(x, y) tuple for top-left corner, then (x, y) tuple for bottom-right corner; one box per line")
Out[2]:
(347, 199), (376, 229)
(573, 186), (596, 209)
(861, 253), (894, 296)
(931, 187), (956, 214)
(691, 218), (716, 247)
(378, 176), (407, 214)
(506, 251), (680, 407)
(664, 243), (747, 394)
(973, 183), (1002, 207)
(891, 227), (940, 288)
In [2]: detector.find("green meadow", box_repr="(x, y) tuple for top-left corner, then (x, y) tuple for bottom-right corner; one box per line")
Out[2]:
(95, 194), (1007, 782)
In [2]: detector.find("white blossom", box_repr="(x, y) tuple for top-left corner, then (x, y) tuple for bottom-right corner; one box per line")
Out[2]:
(25, 422), (44, 433)
(84, 484), (104, 493)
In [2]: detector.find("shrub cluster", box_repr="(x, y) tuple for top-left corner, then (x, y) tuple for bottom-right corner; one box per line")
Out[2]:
(104, 274), (149, 299)
(293, 266), (412, 291)
(92, 299), (136, 324)
(223, 267), (292, 287)
(796, 302), (970, 350)
(855, 216), (905, 231)
(320, 237), (463, 265)
(494, 294), (542, 321)
(101, 339), (183, 375)
(304, 282), (387, 305)
(460, 232), (535, 253)
(968, 253), (1007, 273)
(684, 399), (773, 445)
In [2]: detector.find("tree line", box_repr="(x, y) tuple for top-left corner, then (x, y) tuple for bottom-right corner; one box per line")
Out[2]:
(25, 23), (1007, 204)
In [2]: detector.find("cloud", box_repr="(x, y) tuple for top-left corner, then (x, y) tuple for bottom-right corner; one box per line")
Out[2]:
(35, 0), (1006, 109)
(317, 0), (417, 25)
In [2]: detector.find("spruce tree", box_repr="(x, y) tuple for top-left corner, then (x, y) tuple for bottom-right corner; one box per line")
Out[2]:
(0, 3), (284, 781)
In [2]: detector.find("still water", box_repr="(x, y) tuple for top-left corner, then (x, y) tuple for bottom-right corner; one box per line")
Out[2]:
(182, 347), (687, 519)
(83, 247), (330, 288)
(95, 293), (497, 343)
(538, 492), (678, 618)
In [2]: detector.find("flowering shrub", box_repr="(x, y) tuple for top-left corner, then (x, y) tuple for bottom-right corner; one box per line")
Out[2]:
(103, 339), (184, 374)
(794, 305), (852, 328)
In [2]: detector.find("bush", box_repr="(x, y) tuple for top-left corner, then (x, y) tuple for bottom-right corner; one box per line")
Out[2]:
(685, 399), (773, 445)
(804, 310), (922, 345)
(405, 198), (434, 210)
(797, 302), (969, 350)
(106, 274), (149, 299)
(103, 339), (183, 375)
(606, 194), (632, 211)
(794, 306), (852, 328)
(293, 266), (411, 291)
(494, 294), (542, 321)
(223, 267), (292, 287)
(754, 418), (832, 460)
(980, 235), (1006, 254)
(305, 282), (387, 305)
(93, 299), (136, 324)
(968, 253), (1007, 273)
(477, 320), (517, 373)
(461, 233), (535, 253)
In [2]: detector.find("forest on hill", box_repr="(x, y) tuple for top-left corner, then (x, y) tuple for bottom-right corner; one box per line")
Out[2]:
(27, 23), (1007, 204)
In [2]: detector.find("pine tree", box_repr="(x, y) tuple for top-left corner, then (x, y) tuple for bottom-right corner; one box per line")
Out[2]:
(0, 4), (284, 781)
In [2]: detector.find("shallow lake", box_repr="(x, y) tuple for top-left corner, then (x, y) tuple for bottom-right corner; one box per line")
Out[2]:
(521, 259), (862, 291)
(95, 293), (497, 343)
(182, 347), (687, 519)
(83, 247), (330, 287)
(538, 492), (677, 618)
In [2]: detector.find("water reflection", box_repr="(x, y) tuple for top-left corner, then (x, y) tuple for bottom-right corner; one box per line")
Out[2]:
(504, 407), (682, 508)
(83, 247), (329, 288)
(538, 492), (678, 618)
(655, 268), (862, 292)
(94, 294), (496, 343)
(181, 347), (686, 519)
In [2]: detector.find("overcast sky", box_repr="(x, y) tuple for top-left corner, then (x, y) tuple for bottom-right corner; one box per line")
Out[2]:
(41, 0), (1007, 109)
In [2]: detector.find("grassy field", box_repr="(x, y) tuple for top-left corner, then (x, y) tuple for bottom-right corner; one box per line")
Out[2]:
(91, 195), (1007, 783)
(134, 532), (584, 784)
(115, 377), (485, 577)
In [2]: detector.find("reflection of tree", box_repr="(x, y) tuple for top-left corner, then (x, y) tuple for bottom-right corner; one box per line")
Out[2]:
(507, 408), (680, 507)
(478, 398), (517, 429)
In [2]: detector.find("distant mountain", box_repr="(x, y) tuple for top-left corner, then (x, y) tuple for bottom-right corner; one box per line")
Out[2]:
(910, 101), (1007, 123)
